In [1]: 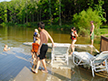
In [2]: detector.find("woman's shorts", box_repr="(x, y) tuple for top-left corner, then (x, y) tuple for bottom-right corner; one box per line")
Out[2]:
(72, 40), (76, 42)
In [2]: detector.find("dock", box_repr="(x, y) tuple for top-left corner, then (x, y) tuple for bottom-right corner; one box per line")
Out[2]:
(0, 45), (72, 81)
(0, 42), (108, 81)
(23, 42), (74, 69)
(23, 42), (99, 69)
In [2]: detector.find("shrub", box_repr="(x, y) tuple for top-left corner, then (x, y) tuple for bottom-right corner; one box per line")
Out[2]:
(72, 7), (102, 36)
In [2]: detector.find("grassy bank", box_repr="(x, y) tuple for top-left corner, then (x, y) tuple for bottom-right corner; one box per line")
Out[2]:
(99, 25), (108, 37)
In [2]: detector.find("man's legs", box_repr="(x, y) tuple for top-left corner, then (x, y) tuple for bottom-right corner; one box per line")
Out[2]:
(91, 39), (94, 46)
(34, 58), (48, 73)
(34, 44), (48, 73)
(90, 32), (94, 46)
(41, 59), (48, 72)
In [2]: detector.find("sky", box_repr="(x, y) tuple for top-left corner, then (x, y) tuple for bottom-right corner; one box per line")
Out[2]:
(0, 0), (11, 2)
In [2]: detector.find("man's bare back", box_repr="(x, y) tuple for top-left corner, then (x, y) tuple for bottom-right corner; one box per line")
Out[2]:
(90, 21), (94, 33)
(40, 30), (49, 44)
(39, 29), (54, 46)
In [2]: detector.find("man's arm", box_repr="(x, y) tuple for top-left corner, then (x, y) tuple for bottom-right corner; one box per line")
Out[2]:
(48, 33), (54, 47)
(37, 32), (42, 55)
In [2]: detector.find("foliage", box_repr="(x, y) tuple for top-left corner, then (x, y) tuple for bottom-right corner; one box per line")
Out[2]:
(0, 0), (108, 36)
(99, 28), (108, 34)
(88, 0), (106, 22)
(0, 0), (106, 24)
(72, 7), (102, 36)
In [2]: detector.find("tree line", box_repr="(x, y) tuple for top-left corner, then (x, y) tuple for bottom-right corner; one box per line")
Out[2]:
(0, 0), (108, 36)
(0, 0), (107, 25)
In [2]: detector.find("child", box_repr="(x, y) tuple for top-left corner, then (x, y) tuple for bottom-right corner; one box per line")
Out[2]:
(31, 34), (40, 70)
(3, 44), (10, 51)
(70, 27), (78, 55)
(33, 29), (39, 43)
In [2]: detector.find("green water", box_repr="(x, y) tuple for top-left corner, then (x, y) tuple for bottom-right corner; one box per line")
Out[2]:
(0, 26), (100, 52)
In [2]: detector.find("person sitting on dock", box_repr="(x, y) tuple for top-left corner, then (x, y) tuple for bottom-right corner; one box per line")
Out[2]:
(3, 44), (10, 52)
(31, 34), (40, 69)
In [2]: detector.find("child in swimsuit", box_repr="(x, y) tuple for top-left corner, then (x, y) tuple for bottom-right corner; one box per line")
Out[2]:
(31, 34), (40, 69)
(33, 29), (39, 43)
(70, 27), (78, 55)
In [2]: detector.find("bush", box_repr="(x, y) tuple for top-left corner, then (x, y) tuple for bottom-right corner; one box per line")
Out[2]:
(72, 7), (102, 36)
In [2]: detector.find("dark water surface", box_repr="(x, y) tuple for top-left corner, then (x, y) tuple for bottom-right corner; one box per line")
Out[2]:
(0, 26), (107, 81)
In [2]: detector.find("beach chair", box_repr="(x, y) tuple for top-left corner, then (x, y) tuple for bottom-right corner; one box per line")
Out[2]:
(72, 51), (108, 77)
(51, 44), (70, 65)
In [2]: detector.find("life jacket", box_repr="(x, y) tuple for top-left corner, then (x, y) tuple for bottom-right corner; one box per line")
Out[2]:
(71, 31), (77, 40)
(31, 43), (40, 53)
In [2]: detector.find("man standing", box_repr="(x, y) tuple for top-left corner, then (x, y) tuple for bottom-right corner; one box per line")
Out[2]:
(90, 21), (95, 47)
(33, 21), (54, 73)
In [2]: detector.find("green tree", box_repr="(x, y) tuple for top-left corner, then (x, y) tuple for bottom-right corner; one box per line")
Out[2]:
(0, 0), (107, 27)
(94, 0), (106, 22)
(73, 7), (102, 36)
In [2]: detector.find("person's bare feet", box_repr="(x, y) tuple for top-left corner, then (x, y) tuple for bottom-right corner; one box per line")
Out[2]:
(31, 69), (38, 74)
(70, 52), (73, 55)
(89, 45), (93, 47)
(42, 70), (48, 73)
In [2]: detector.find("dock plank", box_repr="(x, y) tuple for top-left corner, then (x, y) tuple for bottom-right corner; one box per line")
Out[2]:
(2, 57), (30, 81)
(0, 47), (31, 81)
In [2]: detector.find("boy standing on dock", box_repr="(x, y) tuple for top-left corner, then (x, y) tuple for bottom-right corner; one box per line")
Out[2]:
(90, 21), (95, 47)
(33, 21), (54, 73)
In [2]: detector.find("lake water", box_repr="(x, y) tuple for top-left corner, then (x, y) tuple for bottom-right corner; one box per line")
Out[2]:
(0, 26), (100, 52)
(0, 26), (107, 81)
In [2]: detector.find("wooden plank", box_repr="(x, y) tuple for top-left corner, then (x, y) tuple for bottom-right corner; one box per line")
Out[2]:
(100, 36), (108, 52)
(0, 48), (31, 81)
(3, 56), (31, 81)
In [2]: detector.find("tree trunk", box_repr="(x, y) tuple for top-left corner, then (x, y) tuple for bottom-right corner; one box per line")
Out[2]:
(49, 0), (52, 25)
(40, 9), (41, 21)
(59, 0), (61, 26)
(26, 1), (28, 24)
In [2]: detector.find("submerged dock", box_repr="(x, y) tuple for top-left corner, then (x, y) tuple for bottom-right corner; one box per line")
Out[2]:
(0, 43), (108, 81)
(0, 46), (72, 81)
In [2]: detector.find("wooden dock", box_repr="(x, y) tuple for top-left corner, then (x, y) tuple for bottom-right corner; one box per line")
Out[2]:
(0, 43), (108, 81)
(0, 48), (32, 81)
(0, 47), (72, 81)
